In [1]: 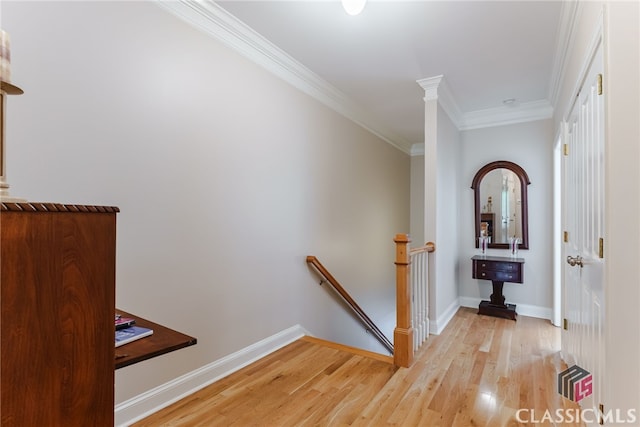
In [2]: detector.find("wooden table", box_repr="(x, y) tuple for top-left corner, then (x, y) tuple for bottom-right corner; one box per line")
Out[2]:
(115, 310), (197, 369)
(471, 255), (524, 321)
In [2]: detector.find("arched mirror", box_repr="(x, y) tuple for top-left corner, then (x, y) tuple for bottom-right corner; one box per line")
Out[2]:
(471, 161), (530, 250)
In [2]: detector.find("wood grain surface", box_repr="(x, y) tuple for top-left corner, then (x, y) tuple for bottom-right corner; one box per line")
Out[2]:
(134, 308), (583, 426)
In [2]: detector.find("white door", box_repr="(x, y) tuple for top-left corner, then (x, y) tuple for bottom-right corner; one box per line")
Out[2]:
(562, 39), (605, 422)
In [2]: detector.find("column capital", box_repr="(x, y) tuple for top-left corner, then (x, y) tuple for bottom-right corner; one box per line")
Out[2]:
(417, 75), (443, 101)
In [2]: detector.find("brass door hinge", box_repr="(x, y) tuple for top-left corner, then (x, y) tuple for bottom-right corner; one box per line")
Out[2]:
(563, 318), (568, 330)
(563, 144), (569, 156)
(564, 231), (569, 243)
(597, 74), (603, 95)
(599, 238), (604, 258)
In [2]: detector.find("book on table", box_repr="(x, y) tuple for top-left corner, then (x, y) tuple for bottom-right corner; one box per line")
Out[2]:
(115, 326), (154, 347)
(115, 314), (136, 330)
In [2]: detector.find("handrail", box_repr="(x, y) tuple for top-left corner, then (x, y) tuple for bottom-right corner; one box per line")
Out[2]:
(306, 256), (394, 355)
(409, 241), (435, 255)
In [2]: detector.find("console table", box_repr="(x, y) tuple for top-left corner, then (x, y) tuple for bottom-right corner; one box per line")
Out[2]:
(472, 255), (524, 320)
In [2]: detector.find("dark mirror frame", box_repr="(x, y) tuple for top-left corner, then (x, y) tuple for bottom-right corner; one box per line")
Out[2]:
(471, 160), (531, 250)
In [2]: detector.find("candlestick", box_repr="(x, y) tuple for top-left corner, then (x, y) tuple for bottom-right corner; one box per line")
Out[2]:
(509, 237), (519, 257)
(1, 30), (10, 83)
(479, 236), (488, 254)
(0, 29), (25, 202)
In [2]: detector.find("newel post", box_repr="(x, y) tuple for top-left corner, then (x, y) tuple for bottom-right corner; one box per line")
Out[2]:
(394, 233), (414, 368)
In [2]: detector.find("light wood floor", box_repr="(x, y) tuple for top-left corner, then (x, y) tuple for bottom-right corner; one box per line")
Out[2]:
(133, 308), (583, 426)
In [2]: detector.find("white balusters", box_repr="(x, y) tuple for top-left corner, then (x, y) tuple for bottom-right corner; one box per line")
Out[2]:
(410, 249), (429, 351)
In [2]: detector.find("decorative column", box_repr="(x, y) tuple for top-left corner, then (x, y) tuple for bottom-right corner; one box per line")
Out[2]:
(416, 76), (441, 337)
(417, 76), (440, 254)
(415, 75), (461, 335)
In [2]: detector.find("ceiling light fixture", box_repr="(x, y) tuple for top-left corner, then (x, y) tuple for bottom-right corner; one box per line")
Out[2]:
(342, 0), (367, 16)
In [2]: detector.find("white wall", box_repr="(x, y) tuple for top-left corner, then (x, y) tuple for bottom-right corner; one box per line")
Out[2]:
(458, 120), (554, 318)
(2, 0), (409, 405)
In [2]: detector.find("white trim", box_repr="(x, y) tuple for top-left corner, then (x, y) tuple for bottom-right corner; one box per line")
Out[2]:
(429, 298), (460, 335)
(417, 75), (463, 129)
(560, 7), (604, 122)
(435, 79), (464, 129)
(552, 129), (564, 327)
(458, 100), (554, 131)
(458, 296), (553, 321)
(157, 0), (560, 152)
(548, 1), (581, 108)
(115, 325), (309, 427)
(417, 75), (443, 101)
(410, 143), (425, 156)
(416, 76), (552, 131)
(156, 0), (413, 154)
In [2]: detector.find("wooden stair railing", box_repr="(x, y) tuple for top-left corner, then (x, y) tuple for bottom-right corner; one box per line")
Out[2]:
(394, 234), (435, 368)
(306, 256), (394, 355)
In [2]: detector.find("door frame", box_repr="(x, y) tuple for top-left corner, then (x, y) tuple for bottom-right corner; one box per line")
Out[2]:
(552, 130), (563, 328)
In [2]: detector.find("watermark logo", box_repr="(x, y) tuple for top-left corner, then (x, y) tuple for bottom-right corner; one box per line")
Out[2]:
(558, 365), (592, 402)
(516, 408), (637, 424)
(516, 365), (636, 424)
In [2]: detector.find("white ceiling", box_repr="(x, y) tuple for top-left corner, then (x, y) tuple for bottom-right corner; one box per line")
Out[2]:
(205, 1), (565, 151)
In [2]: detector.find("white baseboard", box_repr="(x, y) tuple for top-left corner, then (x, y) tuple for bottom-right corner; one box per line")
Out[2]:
(429, 298), (461, 335)
(115, 324), (309, 427)
(458, 296), (552, 320)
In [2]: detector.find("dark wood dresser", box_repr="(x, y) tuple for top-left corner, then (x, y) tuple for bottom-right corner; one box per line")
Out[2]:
(1, 202), (118, 426)
(472, 255), (524, 320)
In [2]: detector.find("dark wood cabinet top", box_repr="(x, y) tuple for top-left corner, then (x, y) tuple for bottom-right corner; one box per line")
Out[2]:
(471, 255), (525, 264)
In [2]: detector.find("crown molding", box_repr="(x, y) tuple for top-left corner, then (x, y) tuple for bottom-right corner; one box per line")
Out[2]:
(436, 79), (464, 129)
(548, 1), (582, 110)
(158, 0), (557, 151)
(416, 75), (551, 131)
(156, 0), (413, 154)
(560, 6), (603, 123)
(410, 143), (425, 156)
(459, 99), (553, 131)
